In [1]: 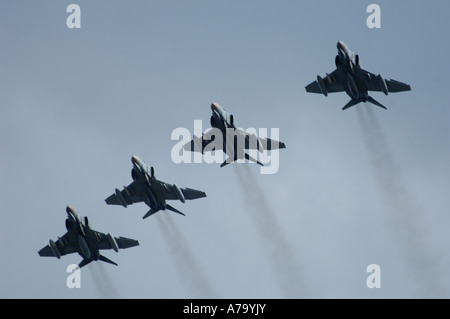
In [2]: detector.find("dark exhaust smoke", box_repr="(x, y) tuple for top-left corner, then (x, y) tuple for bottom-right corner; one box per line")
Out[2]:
(234, 164), (308, 298)
(156, 213), (217, 298)
(88, 261), (120, 298)
(356, 106), (445, 297)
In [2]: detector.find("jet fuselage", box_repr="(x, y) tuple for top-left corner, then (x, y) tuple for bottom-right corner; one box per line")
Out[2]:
(64, 206), (101, 261)
(335, 41), (370, 102)
(131, 155), (167, 211)
(210, 102), (235, 133)
(209, 102), (243, 154)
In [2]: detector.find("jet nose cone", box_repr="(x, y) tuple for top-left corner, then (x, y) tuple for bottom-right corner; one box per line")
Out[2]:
(211, 102), (220, 112)
(337, 41), (347, 50)
(131, 155), (141, 165)
(66, 206), (78, 221)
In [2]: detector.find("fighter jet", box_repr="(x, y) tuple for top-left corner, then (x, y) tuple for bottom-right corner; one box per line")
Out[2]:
(105, 156), (207, 219)
(38, 206), (139, 268)
(183, 102), (286, 167)
(305, 41), (411, 110)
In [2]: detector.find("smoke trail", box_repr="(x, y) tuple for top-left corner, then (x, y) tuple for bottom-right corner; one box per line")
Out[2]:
(234, 164), (307, 298)
(87, 261), (120, 298)
(356, 106), (445, 297)
(156, 213), (217, 298)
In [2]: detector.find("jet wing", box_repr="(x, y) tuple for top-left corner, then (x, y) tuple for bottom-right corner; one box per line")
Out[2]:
(385, 79), (411, 92)
(243, 133), (286, 151)
(95, 231), (140, 251)
(158, 182), (207, 201)
(184, 128), (285, 153)
(115, 236), (140, 249)
(105, 181), (144, 207)
(183, 129), (224, 153)
(38, 233), (76, 258)
(305, 69), (346, 94)
(180, 187), (207, 200)
(227, 129), (286, 151)
(362, 69), (411, 93)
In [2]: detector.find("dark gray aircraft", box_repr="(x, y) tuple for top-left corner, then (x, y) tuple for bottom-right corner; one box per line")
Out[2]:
(306, 41), (411, 110)
(38, 206), (139, 268)
(105, 155), (206, 219)
(184, 102), (286, 167)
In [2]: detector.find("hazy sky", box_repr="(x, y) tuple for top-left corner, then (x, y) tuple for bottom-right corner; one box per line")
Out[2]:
(1, 0), (449, 298)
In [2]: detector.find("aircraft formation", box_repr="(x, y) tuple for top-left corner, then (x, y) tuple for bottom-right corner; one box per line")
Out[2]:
(38, 41), (411, 269)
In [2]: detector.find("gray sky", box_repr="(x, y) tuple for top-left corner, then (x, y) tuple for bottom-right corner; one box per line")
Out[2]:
(1, 0), (449, 298)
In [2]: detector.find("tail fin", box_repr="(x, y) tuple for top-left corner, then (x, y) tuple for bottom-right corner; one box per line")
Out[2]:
(143, 208), (160, 219)
(367, 96), (387, 110)
(98, 254), (118, 266)
(342, 98), (361, 110)
(166, 204), (186, 216)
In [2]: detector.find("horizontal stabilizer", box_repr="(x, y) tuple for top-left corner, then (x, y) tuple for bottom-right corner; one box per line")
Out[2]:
(166, 204), (185, 216)
(143, 208), (159, 219)
(220, 160), (230, 168)
(220, 153), (263, 167)
(78, 258), (93, 269)
(99, 254), (118, 266)
(245, 153), (263, 166)
(342, 98), (361, 110)
(367, 96), (387, 110)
